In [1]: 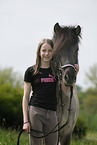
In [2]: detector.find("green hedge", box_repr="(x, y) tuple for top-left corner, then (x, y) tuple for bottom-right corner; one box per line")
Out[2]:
(73, 117), (88, 139)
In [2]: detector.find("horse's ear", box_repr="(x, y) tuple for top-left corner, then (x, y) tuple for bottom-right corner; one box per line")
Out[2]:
(54, 23), (61, 33)
(75, 25), (81, 35)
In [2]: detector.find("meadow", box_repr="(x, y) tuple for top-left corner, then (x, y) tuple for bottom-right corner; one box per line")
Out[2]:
(0, 128), (97, 145)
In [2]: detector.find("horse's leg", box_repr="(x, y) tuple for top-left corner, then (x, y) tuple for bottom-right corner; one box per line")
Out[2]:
(59, 132), (72, 145)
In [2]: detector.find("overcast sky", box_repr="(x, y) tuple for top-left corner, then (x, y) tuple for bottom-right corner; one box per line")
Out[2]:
(0, 0), (97, 90)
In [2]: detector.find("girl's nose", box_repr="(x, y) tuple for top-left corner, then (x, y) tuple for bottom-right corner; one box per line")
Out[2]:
(45, 51), (49, 55)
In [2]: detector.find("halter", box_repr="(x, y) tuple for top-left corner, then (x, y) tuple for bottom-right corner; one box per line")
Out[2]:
(60, 64), (75, 70)
(17, 64), (75, 145)
(58, 62), (76, 88)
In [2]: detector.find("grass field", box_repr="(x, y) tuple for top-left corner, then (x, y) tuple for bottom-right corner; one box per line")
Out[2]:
(0, 128), (97, 145)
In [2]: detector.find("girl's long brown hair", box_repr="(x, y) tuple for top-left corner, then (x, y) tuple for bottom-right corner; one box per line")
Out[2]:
(33, 39), (54, 75)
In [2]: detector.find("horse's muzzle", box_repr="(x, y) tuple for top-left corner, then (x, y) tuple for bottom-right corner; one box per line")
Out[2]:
(64, 67), (76, 85)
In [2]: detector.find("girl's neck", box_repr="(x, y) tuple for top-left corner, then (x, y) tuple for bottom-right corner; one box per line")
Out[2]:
(40, 61), (50, 68)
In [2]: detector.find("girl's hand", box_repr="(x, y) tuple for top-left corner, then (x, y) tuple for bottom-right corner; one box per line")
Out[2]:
(23, 122), (30, 133)
(74, 64), (79, 75)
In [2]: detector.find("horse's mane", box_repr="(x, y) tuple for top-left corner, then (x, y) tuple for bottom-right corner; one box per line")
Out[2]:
(52, 26), (81, 57)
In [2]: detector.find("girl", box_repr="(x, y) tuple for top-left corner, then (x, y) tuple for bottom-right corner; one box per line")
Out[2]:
(22, 39), (79, 145)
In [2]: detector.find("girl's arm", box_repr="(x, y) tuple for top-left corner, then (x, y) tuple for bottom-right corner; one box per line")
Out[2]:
(22, 82), (31, 133)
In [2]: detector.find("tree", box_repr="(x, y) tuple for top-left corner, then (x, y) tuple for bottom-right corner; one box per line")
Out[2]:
(0, 67), (23, 88)
(86, 63), (97, 88)
(78, 87), (97, 131)
(84, 88), (97, 116)
(0, 67), (23, 128)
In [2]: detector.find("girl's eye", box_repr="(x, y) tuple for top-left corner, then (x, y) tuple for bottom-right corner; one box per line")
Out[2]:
(48, 50), (52, 52)
(42, 49), (46, 52)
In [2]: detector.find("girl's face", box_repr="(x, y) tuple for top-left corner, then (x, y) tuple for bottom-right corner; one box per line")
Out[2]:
(40, 43), (53, 63)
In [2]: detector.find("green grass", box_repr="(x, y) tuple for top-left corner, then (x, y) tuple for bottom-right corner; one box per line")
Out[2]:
(0, 128), (97, 145)
(0, 128), (29, 145)
(71, 132), (97, 145)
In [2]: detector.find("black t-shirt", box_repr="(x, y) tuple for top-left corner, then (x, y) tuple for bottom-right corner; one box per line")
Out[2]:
(24, 66), (57, 111)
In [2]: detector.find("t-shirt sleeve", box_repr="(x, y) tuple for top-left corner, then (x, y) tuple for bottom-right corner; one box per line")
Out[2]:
(24, 67), (34, 83)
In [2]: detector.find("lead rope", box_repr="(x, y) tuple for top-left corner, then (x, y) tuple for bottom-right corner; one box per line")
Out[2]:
(17, 129), (24, 145)
(52, 85), (73, 132)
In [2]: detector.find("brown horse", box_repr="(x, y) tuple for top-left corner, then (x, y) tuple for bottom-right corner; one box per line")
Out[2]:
(51, 23), (81, 145)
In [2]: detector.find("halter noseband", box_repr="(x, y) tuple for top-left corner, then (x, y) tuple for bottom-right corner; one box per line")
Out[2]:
(60, 64), (75, 70)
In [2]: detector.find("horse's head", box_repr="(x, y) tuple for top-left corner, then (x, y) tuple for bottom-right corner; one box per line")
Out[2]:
(52, 23), (81, 86)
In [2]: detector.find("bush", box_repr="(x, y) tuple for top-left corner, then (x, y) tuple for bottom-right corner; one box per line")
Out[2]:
(90, 114), (97, 130)
(0, 84), (23, 128)
(73, 117), (88, 139)
(0, 67), (23, 128)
